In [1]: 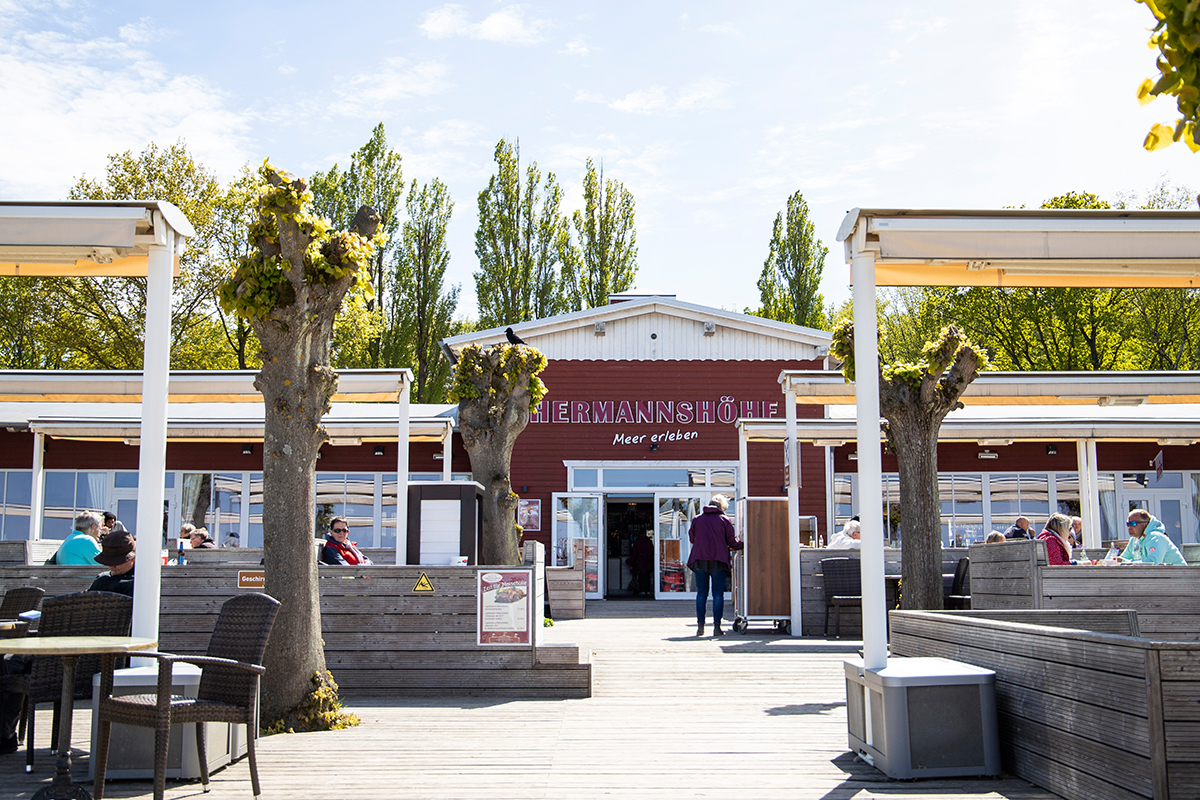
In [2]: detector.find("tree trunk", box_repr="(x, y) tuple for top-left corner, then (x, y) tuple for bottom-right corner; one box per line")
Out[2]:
(888, 409), (944, 610)
(255, 318), (336, 722)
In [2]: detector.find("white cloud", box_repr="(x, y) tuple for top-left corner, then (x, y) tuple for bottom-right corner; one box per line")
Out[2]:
(697, 23), (742, 37)
(589, 79), (735, 115)
(559, 37), (592, 56)
(118, 19), (163, 44)
(419, 4), (549, 45)
(421, 118), (485, 148)
(278, 64), (296, 75)
(329, 57), (451, 115)
(0, 19), (253, 198)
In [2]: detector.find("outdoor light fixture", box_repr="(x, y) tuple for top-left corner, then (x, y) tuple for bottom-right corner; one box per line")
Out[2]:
(977, 450), (999, 460)
(242, 444), (253, 456)
(977, 439), (1012, 446)
(373, 445), (385, 457)
(650, 442), (659, 451)
(1046, 444), (1058, 455)
(847, 451), (859, 461)
(432, 453), (444, 460)
(521, 485), (529, 493)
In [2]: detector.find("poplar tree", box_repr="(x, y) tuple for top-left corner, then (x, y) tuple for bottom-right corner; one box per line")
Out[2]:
(756, 190), (828, 329)
(567, 158), (638, 309)
(474, 138), (572, 327)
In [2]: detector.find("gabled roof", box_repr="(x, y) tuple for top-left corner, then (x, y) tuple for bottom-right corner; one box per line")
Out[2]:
(441, 295), (832, 362)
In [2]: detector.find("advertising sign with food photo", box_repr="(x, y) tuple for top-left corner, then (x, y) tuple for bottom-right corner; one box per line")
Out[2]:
(477, 569), (534, 646)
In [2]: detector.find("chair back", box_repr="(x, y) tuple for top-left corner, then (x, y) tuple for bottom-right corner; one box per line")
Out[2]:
(0, 586), (44, 618)
(30, 591), (132, 701)
(821, 557), (861, 599)
(197, 593), (281, 706)
(951, 557), (971, 596)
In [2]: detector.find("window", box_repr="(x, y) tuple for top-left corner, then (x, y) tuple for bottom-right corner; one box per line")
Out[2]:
(40, 471), (106, 540)
(1, 472), (31, 540)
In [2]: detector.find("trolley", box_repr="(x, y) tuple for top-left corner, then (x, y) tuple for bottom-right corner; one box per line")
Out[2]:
(730, 548), (790, 633)
(729, 503), (814, 635)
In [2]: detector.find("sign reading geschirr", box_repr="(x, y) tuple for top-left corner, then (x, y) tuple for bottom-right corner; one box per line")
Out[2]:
(237, 570), (265, 589)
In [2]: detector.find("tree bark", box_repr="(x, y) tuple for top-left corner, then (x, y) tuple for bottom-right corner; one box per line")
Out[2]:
(886, 403), (944, 610)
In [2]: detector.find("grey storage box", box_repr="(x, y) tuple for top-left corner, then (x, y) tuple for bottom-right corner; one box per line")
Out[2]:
(844, 656), (1000, 779)
(90, 665), (242, 780)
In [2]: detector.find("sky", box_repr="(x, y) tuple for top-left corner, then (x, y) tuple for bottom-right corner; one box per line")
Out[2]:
(2, 0), (1198, 320)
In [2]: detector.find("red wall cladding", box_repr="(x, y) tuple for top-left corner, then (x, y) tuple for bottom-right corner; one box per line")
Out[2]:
(509, 359), (827, 548)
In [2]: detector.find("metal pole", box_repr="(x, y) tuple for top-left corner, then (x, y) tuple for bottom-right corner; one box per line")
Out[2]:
(131, 224), (172, 642)
(1085, 439), (1102, 549)
(784, 386), (801, 636)
(442, 424), (452, 480)
(852, 249), (887, 670)
(30, 432), (44, 541)
(396, 376), (411, 566)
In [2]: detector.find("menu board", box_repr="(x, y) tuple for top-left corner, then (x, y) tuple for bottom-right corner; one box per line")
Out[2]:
(477, 569), (534, 646)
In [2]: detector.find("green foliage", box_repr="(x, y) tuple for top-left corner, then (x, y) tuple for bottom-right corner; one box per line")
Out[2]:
(756, 190), (829, 328)
(566, 158), (639, 309)
(474, 139), (573, 327)
(831, 319), (988, 389)
(1040, 190), (1111, 209)
(449, 343), (548, 413)
(218, 162), (384, 322)
(263, 671), (360, 734)
(1135, 0), (1200, 152)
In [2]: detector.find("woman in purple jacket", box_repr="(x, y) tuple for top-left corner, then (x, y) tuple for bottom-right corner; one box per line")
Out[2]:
(687, 494), (743, 637)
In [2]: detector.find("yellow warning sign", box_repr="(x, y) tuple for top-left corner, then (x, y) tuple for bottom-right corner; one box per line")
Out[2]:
(412, 572), (435, 593)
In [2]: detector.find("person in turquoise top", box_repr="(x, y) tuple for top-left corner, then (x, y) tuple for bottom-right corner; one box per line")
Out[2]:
(53, 511), (103, 565)
(1120, 509), (1188, 565)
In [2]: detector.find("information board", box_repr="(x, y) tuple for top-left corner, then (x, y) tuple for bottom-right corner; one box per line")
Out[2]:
(477, 569), (534, 646)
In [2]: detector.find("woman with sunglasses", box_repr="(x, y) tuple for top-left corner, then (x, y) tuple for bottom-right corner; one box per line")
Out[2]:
(320, 516), (373, 565)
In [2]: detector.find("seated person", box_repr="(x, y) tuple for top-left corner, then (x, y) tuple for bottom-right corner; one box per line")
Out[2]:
(984, 531), (1007, 544)
(54, 511), (103, 565)
(189, 527), (218, 549)
(1120, 509), (1188, 565)
(1036, 513), (1076, 565)
(1004, 516), (1034, 540)
(320, 517), (373, 565)
(89, 529), (136, 597)
(826, 518), (861, 550)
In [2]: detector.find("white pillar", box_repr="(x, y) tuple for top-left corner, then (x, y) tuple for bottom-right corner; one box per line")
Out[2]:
(784, 387), (801, 636)
(1085, 439), (1102, 549)
(442, 423), (452, 481)
(30, 431), (45, 540)
(1075, 439), (1091, 548)
(737, 424), (749, 501)
(852, 250), (887, 670)
(131, 227), (173, 643)
(396, 376), (410, 566)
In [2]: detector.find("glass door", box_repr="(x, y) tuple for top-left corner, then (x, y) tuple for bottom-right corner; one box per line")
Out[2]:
(551, 493), (604, 599)
(654, 493), (704, 599)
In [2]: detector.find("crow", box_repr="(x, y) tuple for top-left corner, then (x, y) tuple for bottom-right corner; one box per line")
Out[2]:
(505, 327), (526, 345)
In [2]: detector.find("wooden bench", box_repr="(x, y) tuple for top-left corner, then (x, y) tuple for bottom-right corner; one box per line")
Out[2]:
(0, 540), (61, 565)
(890, 609), (1200, 800)
(970, 540), (1200, 640)
(0, 543), (591, 699)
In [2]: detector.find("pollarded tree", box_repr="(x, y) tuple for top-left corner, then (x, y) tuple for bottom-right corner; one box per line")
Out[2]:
(1135, 0), (1200, 152)
(831, 322), (986, 609)
(450, 343), (547, 564)
(756, 190), (828, 329)
(218, 162), (383, 725)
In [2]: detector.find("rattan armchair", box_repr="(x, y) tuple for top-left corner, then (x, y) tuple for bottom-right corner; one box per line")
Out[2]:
(0, 586), (43, 639)
(0, 590), (132, 772)
(92, 592), (280, 800)
(820, 557), (862, 638)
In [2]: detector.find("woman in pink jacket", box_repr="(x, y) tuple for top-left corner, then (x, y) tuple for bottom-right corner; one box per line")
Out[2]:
(687, 494), (743, 637)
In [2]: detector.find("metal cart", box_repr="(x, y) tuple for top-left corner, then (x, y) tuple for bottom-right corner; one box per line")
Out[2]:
(730, 529), (793, 635)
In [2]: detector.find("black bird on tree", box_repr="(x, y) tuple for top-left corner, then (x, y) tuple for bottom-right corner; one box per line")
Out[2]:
(505, 327), (526, 345)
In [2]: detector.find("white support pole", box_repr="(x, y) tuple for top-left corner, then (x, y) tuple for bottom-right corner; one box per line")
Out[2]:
(737, 424), (748, 501)
(442, 423), (452, 481)
(29, 432), (45, 540)
(396, 376), (411, 566)
(852, 250), (887, 671)
(1085, 439), (1102, 549)
(784, 387), (801, 636)
(1075, 439), (1091, 547)
(131, 226), (173, 643)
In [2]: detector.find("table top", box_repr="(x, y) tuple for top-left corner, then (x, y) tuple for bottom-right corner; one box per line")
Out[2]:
(0, 635), (156, 656)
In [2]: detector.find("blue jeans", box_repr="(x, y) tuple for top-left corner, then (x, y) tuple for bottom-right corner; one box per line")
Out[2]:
(693, 567), (726, 626)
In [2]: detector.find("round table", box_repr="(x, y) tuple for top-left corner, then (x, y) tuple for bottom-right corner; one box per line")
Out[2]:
(0, 636), (156, 800)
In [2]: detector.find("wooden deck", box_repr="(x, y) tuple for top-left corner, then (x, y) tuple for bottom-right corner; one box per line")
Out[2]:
(6, 600), (1062, 799)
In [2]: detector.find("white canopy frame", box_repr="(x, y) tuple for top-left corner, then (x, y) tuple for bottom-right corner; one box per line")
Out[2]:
(832, 207), (1200, 674)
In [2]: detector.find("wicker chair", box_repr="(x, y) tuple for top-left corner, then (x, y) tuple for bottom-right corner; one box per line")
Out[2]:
(0, 591), (132, 772)
(947, 557), (972, 610)
(0, 586), (43, 639)
(820, 557), (862, 638)
(93, 592), (281, 800)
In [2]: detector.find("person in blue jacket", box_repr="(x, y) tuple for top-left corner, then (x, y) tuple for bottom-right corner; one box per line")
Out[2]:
(1120, 509), (1188, 565)
(53, 511), (103, 565)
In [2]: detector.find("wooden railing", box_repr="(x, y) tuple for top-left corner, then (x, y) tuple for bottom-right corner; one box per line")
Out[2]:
(890, 609), (1200, 800)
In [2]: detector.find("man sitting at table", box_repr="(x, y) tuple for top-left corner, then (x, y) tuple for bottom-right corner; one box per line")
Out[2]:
(826, 518), (861, 550)
(1120, 509), (1188, 565)
(89, 529), (137, 596)
(54, 511), (104, 565)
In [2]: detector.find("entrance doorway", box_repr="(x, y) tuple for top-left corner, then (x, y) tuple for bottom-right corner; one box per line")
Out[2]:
(605, 497), (654, 597)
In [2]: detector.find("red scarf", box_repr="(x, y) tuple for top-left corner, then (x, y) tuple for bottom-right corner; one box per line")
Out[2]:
(327, 538), (364, 565)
